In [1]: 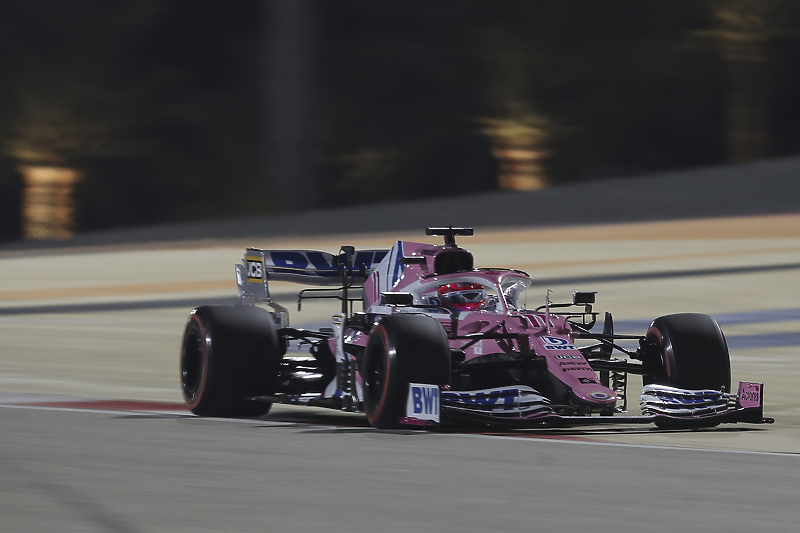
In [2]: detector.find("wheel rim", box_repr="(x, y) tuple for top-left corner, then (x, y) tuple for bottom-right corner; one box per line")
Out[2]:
(181, 324), (204, 401)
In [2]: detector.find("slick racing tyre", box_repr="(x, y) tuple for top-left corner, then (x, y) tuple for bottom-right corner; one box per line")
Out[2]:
(645, 313), (731, 391)
(181, 305), (282, 417)
(645, 313), (731, 429)
(362, 314), (451, 429)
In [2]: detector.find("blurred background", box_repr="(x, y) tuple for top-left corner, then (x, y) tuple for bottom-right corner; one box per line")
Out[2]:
(1, 0), (799, 242)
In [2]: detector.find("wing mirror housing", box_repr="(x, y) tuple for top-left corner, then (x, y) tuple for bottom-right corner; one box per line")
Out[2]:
(380, 292), (415, 306)
(573, 291), (597, 305)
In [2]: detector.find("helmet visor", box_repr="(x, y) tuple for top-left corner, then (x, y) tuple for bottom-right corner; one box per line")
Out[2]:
(438, 283), (486, 310)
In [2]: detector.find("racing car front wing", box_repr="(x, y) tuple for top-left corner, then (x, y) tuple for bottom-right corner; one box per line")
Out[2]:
(403, 381), (774, 428)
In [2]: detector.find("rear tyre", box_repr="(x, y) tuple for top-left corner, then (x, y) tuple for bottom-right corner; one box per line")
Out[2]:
(180, 305), (281, 417)
(362, 314), (451, 429)
(644, 313), (731, 428)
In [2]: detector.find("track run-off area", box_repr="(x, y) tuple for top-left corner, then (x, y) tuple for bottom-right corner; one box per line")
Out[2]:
(1, 213), (799, 532)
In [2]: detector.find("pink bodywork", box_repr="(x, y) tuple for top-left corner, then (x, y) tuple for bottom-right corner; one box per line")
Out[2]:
(737, 381), (763, 409)
(352, 240), (617, 410)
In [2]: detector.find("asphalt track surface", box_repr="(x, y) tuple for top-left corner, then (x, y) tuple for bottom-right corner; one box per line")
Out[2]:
(1, 405), (798, 533)
(2, 210), (800, 529)
(0, 215), (800, 532)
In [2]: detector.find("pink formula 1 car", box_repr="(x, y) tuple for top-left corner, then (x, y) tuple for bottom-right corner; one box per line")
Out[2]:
(180, 227), (773, 429)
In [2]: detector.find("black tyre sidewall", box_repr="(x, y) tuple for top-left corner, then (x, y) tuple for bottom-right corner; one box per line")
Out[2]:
(363, 323), (400, 427)
(646, 313), (731, 391)
(362, 314), (451, 429)
(181, 313), (212, 411)
(180, 305), (281, 417)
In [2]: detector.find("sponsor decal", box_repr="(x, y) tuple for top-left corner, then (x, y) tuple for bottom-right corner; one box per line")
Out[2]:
(589, 391), (613, 400)
(738, 381), (762, 408)
(442, 387), (520, 408)
(331, 314), (344, 326)
(356, 250), (388, 269)
(541, 336), (577, 351)
(562, 367), (592, 372)
(559, 361), (587, 366)
(740, 390), (759, 402)
(554, 354), (583, 360)
(578, 377), (599, 384)
(406, 383), (439, 423)
(265, 250), (388, 278)
(246, 257), (263, 281)
(270, 251), (331, 271)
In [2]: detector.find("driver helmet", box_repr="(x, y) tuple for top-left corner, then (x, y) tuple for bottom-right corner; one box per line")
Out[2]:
(438, 282), (486, 311)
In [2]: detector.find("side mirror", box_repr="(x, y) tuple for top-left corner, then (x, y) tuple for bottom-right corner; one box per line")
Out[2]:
(380, 292), (415, 306)
(573, 291), (597, 305)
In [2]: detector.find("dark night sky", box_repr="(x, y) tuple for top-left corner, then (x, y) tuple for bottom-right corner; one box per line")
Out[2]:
(1, 1), (799, 241)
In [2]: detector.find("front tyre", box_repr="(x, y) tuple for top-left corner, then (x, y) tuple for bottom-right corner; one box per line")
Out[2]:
(362, 314), (451, 429)
(644, 313), (731, 429)
(645, 313), (731, 391)
(181, 305), (281, 417)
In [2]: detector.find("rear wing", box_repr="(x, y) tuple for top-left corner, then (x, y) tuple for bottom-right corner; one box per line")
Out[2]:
(236, 247), (389, 306)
